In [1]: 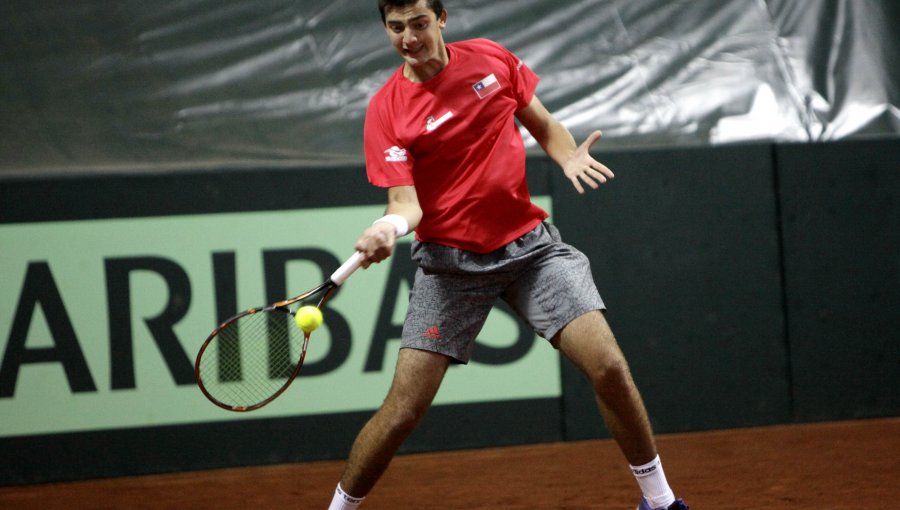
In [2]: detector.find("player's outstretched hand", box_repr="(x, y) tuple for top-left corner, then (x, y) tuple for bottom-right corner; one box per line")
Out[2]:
(563, 130), (614, 194)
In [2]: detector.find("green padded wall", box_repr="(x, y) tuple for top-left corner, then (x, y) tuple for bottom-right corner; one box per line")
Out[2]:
(777, 139), (900, 421)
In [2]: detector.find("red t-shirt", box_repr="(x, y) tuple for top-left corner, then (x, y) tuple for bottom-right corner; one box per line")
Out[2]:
(364, 38), (548, 253)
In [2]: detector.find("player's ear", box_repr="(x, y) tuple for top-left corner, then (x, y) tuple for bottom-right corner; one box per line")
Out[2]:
(438, 9), (447, 29)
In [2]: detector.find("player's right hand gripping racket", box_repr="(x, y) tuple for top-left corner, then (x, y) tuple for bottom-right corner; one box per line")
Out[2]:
(195, 252), (363, 412)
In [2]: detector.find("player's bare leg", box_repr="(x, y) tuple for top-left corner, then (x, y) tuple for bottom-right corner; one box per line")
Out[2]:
(555, 310), (657, 465)
(556, 310), (683, 508)
(338, 347), (451, 498)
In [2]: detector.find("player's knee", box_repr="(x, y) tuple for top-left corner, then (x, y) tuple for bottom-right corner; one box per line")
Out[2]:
(378, 401), (429, 438)
(589, 355), (633, 394)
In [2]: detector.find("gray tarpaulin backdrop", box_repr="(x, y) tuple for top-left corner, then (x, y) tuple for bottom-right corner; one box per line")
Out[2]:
(1, 0), (898, 175)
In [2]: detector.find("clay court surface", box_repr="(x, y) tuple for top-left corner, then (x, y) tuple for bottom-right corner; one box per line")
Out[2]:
(2, 417), (897, 509)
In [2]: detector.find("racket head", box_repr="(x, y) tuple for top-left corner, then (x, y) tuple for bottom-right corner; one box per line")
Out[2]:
(195, 252), (360, 412)
(195, 305), (311, 412)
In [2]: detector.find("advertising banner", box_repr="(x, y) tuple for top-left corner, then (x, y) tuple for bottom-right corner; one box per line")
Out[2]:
(1, 201), (559, 438)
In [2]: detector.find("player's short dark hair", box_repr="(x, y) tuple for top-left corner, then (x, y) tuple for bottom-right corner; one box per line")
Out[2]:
(378, 0), (445, 25)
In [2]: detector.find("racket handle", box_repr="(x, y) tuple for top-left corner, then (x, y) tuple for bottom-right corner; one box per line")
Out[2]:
(330, 252), (363, 286)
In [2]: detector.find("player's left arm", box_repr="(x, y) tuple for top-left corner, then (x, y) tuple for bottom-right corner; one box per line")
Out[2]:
(516, 95), (614, 194)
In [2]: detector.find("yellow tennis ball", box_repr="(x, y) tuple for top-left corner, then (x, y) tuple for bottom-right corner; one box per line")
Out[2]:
(294, 306), (323, 333)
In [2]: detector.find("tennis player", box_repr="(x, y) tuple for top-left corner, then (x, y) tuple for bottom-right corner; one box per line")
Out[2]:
(329, 1), (688, 509)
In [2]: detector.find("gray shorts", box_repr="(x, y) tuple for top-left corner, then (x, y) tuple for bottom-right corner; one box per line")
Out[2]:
(401, 222), (605, 363)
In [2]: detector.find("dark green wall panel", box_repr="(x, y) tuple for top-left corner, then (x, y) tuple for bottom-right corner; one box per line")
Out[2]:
(776, 139), (900, 421)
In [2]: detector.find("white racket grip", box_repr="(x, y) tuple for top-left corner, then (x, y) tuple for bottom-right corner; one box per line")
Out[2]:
(330, 252), (363, 286)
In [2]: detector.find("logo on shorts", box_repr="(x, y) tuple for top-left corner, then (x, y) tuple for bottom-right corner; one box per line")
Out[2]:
(423, 325), (442, 340)
(384, 146), (408, 162)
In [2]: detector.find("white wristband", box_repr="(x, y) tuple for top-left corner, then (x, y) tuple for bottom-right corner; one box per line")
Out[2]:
(373, 214), (409, 237)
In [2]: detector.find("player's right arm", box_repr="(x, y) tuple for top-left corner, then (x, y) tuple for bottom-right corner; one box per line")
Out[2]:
(356, 185), (421, 268)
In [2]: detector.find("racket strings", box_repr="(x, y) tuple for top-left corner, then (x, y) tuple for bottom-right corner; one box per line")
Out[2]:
(198, 309), (306, 409)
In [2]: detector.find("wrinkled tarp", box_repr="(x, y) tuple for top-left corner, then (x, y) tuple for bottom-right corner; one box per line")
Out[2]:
(0, 0), (897, 175)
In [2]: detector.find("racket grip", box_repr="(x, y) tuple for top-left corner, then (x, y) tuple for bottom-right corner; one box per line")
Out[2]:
(330, 252), (363, 286)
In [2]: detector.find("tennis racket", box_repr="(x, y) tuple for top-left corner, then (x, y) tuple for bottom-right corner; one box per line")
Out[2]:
(195, 252), (363, 412)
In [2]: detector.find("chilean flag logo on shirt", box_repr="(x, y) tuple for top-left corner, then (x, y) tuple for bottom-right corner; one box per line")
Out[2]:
(472, 73), (501, 99)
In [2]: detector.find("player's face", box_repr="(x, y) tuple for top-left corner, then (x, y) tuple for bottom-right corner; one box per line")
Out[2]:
(383, 0), (448, 73)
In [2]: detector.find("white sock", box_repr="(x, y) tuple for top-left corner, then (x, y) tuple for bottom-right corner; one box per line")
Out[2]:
(630, 455), (676, 508)
(327, 483), (365, 510)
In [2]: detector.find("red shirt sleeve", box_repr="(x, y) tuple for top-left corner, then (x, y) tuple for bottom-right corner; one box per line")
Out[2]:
(472, 38), (539, 110)
(507, 46), (539, 110)
(364, 84), (415, 188)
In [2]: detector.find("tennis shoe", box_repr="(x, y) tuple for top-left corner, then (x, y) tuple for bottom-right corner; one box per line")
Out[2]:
(636, 497), (689, 510)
